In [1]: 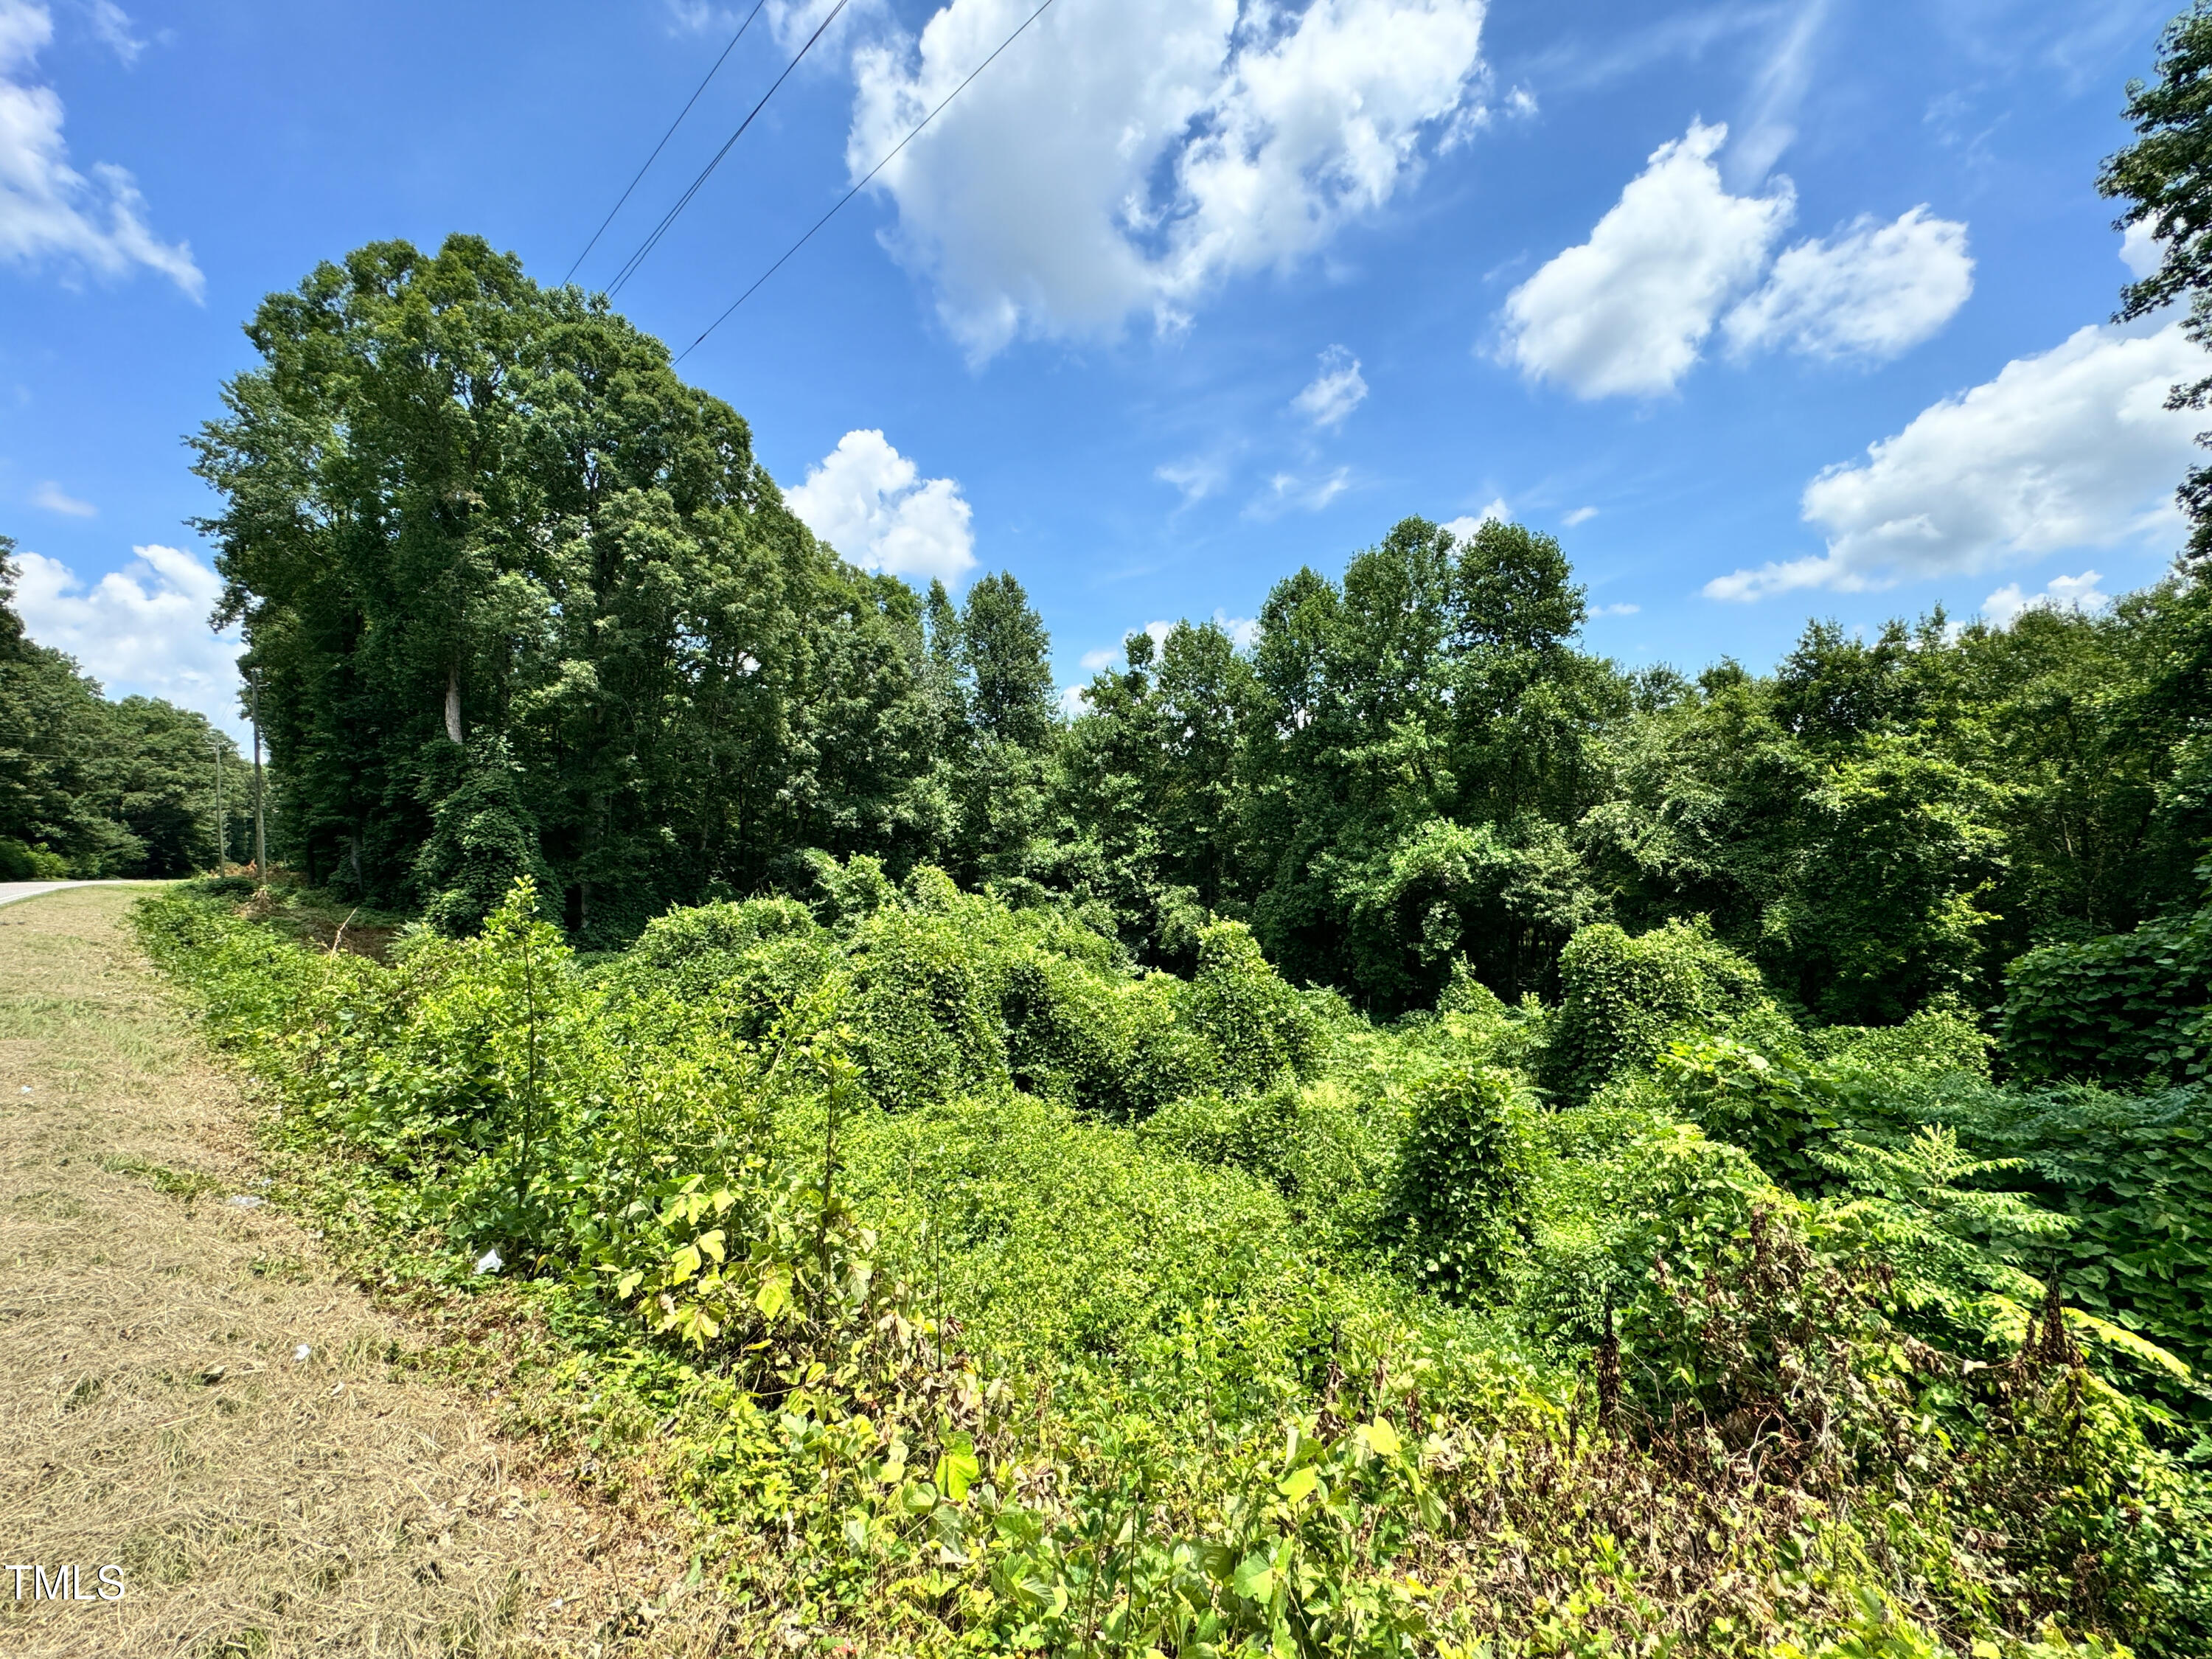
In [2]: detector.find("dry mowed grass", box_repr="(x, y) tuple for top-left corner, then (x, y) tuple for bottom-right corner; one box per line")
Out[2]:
(0, 888), (731, 1658)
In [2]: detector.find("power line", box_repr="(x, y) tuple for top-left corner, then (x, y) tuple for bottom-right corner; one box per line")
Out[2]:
(605, 0), (857, 299)
(677, 0), (1064, 364)
(564, 0), (770, 287)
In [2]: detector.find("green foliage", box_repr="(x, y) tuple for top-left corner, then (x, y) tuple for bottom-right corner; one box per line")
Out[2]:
(1767, 737), (2008, 1022)
(841, 902), (1011, 1113)
(413, 737), (557, 934)
(1387, 1065), (1536, 1301)
(1654, 1032), (1842, 1189)
(192, 235), (947, 931)
(0, 837), (66, 879)
(1186, 919), (1322, 1091)
(0, 539), (246, 876)
(138, 872), (2212, 1657)
(2001, 891), (2211, 1086)
(1944, 1081), (2212, 1387)
(1545, 917), (1769, 1104)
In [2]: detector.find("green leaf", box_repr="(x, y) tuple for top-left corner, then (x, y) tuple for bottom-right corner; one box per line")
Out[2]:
(1232, 1550), (1276, 1602)
(754, 1265), (792, 1321)
(935, 1433), (979, 1503)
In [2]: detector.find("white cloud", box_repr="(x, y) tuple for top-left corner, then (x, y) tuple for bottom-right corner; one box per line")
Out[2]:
(32, 479), (92, 516)
(785, 428), (976, 585)
(1981, 570), (2107, 628)
(14, 542), (244, 727)
(1291, 345), (1368, 429)
(1056, 683), (1090, 717)
(849, 0), (1487, 360)
(1723, 206), (1972, 361)
(1562, 505), (1599, 527)
(1156, 455), (1228, 504)
(1249, 467), (1352, 518)
(1211, 608), (1259, 650)
(1077, 646), (1117, 672)
(1441, 498), (1509, 541)
(1590, 600), (1640, 616)
(1727, 0), (1825, 187)
(1705, 322), (2206, 600)
(1503, 121), (1792, 398)
(85, 0), (143, 64)
(2121, 218), (2164, 281)
(765, 0), (880, 56)
(0, 0), (198, 296)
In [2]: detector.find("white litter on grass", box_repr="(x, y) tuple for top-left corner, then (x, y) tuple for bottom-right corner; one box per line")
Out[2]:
(474, 1248), (504, 1275)
(227, 1194), (263, 1208)
(18, 1085), (28, 1093)
(293, 1343), (312, 1363)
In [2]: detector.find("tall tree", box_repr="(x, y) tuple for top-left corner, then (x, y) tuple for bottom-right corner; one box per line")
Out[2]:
(1, 536), (243, 876)
(2102, 0), (2212, 563)
(192, 235), (937, 939)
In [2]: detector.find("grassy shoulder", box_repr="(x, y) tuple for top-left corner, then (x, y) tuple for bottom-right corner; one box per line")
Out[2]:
(126, 873), (2212, 1659)
(0, 885), (726, 1658)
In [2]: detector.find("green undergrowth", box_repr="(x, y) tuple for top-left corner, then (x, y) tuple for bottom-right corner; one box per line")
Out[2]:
(134, 869), (2212, 1658)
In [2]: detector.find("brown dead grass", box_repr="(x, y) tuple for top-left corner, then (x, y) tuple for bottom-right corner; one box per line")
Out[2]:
(0, 887), (737, 1658)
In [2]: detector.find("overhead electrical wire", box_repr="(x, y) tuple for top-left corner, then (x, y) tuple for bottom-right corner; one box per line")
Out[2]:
(604, 0), (858, 299)
(564, 0), (770, 287)
(676, 0), (1065, 363)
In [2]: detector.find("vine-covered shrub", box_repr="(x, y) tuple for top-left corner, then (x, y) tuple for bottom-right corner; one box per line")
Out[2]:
(135, 877), (2212, 1657)
(1655, 1033), (1842, 1191)
(2001, 902), (2211, 1086)
(1544, 917), (1770, 1104)
(1186, 919), (1322, 1091)
(1947, 1080), (2212, 1385)
(1388, 1065), (1536, 1302)
(0, 836), (68, 880)
(602, 863), (1325, 1121)
(844, 905), (1012, 1112)
(1000, 947), (1146, 1113)
(412, 736), (557, 936)
(1138, 1077), (1405, 1259)
(611, 896), (827, 1014)
(627, 894), (820, 970)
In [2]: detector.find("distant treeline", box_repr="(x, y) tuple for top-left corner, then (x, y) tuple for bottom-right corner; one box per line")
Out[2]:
(0, 536), (247, 880)
(187, 237), (2212, 1024)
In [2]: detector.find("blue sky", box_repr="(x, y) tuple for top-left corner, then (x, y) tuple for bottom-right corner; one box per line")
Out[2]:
(0, 0), (2193, 734)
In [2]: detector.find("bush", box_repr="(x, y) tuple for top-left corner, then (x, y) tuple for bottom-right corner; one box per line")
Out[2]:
(0, 837), (69, 879)
(844, 905), (1010, 1112)
(1944, 1080), (2212, 1387)
(1186, 919), (1321, 1093)
(133, 873), (2212, 1659)
(1138, 1077), (1405, 1259)
(411, 737), (556, 936)
(1545, 917), (1770, 1104)
(1655, 1033), (1842, 1191)
(1386, 1064), (1537, 1303)
(2002, 902), (2211, 1086)
(614, 896), (825, 1011)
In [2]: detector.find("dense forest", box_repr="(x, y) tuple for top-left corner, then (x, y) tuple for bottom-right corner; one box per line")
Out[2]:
(55, 7), (2212, 1655)
(186, 237), (2212, 1022)
(0, 534), (248, 880)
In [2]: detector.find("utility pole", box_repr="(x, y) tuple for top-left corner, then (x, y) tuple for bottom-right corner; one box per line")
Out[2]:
(210, 734), (225, 872)
(250, 669), (268, 880)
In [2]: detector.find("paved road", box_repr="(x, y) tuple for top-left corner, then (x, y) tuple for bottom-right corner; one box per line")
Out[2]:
(0, 880), (90, 907)
(0, 880), (173, 908)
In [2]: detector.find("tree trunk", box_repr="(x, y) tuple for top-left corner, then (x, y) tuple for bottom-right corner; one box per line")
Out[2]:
(444, 664), (463, 745)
